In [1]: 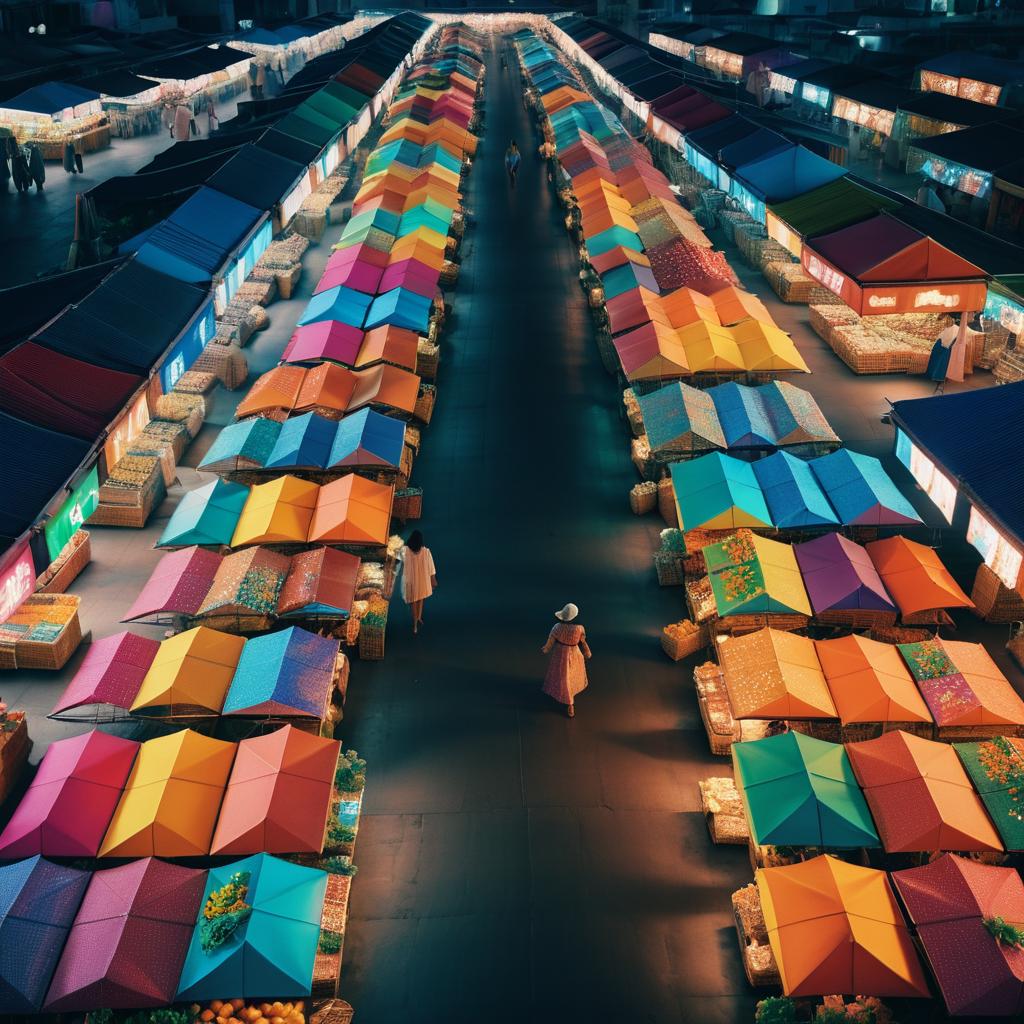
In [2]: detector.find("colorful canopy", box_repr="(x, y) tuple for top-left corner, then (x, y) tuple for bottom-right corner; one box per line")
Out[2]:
(670, 453), (772, 531)
(49, 632), (161, 717)
(703, 530), (812, 617)
(751, 451), (838, 529)
(718, 627), (836, 719)
(757, 855), (929, 997)
(898, 638), (1024, 728)
(130, 626), (245, 718)
(956, 737), (1024, 850)
(157, 479), (250, 547)
(794, 533), (895, 615)
(893, 854), (1024, 1017)
(223, 627), (338, 718)
(307, 473), (394, 545)
(815, 634), (931, 726)
(0, 731), (138, 858)
(865, 536), (973, 616)
(44, 858), (206, 1011)
(176, 854), (328, 1001)
(276, 546), (360, 618)
(121, 546), (223, 622)
(847, 730), (1003, 852)
(809, 449), (921, 526)
(211, 726), (340, 855)
(98, 730), (236, 857)
(231, 475), (319, 547)
(733, 732), (879, 848)
(0, 857), (89, 1013)
(195, 547), (291, 619)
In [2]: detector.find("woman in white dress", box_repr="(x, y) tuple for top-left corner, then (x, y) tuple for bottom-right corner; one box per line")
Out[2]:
(398, 530), (437, 634)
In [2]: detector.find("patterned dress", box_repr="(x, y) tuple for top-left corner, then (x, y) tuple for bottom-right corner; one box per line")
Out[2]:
(399, 546), (435, 603)
(542, 622), (591, 704)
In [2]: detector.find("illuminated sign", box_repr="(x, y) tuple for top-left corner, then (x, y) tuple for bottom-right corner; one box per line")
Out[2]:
(914, 289), (960, 309)
(0, 543), (34, 624)
(867, 294), (897, 309)
(805, 254), (845, 296)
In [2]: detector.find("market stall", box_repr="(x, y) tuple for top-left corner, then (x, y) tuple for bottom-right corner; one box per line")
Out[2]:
(0, 80), (108, 158)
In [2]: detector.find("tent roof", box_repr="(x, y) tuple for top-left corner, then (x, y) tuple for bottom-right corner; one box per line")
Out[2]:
(51, 632), (160, 716)
(897, 90), (1008, 128)
(123, 546), (223, 622)
(794, 533), (894, 615)
(955, 739), (1024, 851)
(919, 51), (1024, 86)
(670, 453), (773, 531)
(733, 146), (846, 204)
(207, 144), (307, 212)
(0, 80), (99, 114)
(866, 536), (973, 616)
(910, 123), (1024, 176)
(768, 177), (899, 240)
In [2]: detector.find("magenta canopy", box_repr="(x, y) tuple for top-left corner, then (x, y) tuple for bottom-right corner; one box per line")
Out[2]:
(0, 731), (138, 858)
(44, 857), (206, 1012)
(378, 258), (441, 298)
(321, 243), (389, 276)
(793, 532), (895, 614)
(283, 320), (364, 366)
(50, 632), (161, 718)
(315, 258), (384, 296)
(122, 546), (222, 622)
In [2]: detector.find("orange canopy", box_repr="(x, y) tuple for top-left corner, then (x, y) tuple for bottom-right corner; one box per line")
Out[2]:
(719, 628), (837, 720)
(709, 285), (776, 328)
(660, 287), (721, 329)
(231, 475), (318, 547)
(355, 325), (420, 371)
(209, 725), (340, 855)
(758, 855), (929, 997)
(296, 362), (358, 413)
(866, 537), (973, 616)
(815, 634), (932, 725)
(348, 364), (420, 415)
(236, 365), (306, 418)
(846, 730), (1003, 852)
(308, 474), (394, 545)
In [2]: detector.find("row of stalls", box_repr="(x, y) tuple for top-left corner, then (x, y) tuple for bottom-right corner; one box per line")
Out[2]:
(0, 16), (490, 1024)
(0, 12), (438, 670)
(523, 21), (1024, 1022)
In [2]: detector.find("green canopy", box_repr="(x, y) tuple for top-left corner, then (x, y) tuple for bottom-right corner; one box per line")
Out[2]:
(176, 853), (328, 1001)
(768, 178), (899, 244)
(670, 453), (772, 532)
(733, 731), (880, 848)
(157, 479), (249, 548)
(954, 738), (1024, 851)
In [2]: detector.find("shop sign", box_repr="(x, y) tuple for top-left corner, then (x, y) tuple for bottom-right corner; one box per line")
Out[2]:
(44, 465), (99, 561)
(0, 542), (34, 624)
(103, 391), (151, 471)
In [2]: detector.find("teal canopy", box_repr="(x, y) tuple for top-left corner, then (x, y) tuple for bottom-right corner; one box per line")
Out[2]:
(670, 452), (772, 531)
(158, 479), (249, 548)
(587, 225), (644, 257)
(176, 854), (328, 1001)
(199, 418), (281, 473)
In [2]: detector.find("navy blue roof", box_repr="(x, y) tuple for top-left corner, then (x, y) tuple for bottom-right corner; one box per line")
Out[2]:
(890, 382), (1024, 543)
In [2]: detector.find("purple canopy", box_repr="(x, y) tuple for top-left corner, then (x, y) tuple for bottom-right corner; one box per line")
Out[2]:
(50, 633), (160, 718)
(122, 546), (222, 622)
(793, 533), (895, 614)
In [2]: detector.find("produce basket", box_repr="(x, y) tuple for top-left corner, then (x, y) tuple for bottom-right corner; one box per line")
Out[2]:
(358, 596), (388, 660)
(414, 385), (436, 425)
(310, 1000), (355, 1024)
(971, 563), (1024, 623)
(36, 530), (91, 594)
(654, 551), (684, 587)
(312, 873), (352, 998)
(629, 481), (657, 515)
(732, 884), (781, 988)
(0, 594), (83, 670)
(416, 339), (440, 379)
(393, 487), (423, 522)
(657, 477), (678, 527)
(661, 620), (707, 660)
(90, 459), (166, 528)
(0, 713), (31, 805)
(699, 777), (749, 844)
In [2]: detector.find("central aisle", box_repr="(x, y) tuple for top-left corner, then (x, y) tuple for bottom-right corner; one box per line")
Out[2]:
(343, 35), (755, 1024)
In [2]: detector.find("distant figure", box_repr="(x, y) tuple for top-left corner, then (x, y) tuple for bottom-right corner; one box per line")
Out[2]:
(0, 142), (9, 190)
(398, 529), (437, 635)
(255, 63), (266, 99)
(73, 139), (84, 174)
(541, 603), (591, 718)
(10, 139), (29, 192)
(26, 143), (44, 192)
(173, 103), (191, 142)
(163, 102), (174, 137)
(505, 139), (521, 187)
(62, 140), (77, 175)
(207, 101), (218, 135)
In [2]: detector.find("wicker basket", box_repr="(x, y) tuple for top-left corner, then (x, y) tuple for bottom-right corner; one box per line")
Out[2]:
(971, 563), (1024, 623)
(0, 595), (83, 671)
(310, 1000), (355, 1024)
(414, 386), (436, 425)
(36, 531), (91, 594)
(657, 477), (678, 527)
(276, 263), (302, 299)
(192, 343), (249, 390)
(654, 551), (684, 587)
(90, 463), (166, 528)
(416, 339), (440, 379)
(630, 481), (657, 515)
(699, 777), (750, 844)
(393, 487), (423, 522)
(661, 621), (707, 660)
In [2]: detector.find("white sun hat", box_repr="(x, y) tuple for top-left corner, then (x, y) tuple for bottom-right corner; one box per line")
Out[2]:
(555, 603), (578, 622)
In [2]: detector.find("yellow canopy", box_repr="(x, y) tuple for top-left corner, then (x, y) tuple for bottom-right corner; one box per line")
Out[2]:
(677, 321), (746, 373)
(98, 730), (236, 857)
(752, 533), (813, 616)
(130, 626), (245, 717)
(732, 318), (809, 373)
(231, 475), (318, 547)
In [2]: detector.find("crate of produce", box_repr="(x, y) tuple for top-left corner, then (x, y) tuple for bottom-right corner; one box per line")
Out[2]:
(393, 487), (423, 522)
(661, 619), (707, 660)
(971, 562), (1024, 622)
(0, 595), (83, 671)
(699, 777), (749, 844)
(657, 477), (678, 526)
(414, 384), (436, 425)
(358, 596), (388, 661)
(416, 339), (440, 379)
(91, 460), (166, 528)
(36, 530), (91, 595)
(630, 481), (657, 515)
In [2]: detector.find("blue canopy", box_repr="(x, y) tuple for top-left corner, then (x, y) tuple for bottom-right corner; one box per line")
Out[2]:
(329, 408), (406, 468)
(708, 382), (777, 448)
(135, 187), (264, 284)
(0, 81), (99, 116)
(719, 129), (791, 172)
(364, 288), (432, 333)
(587, 225), (644, 257)
(297, 286), (372, 328)
(810, 449), (922, 526)
(733, 145), (847, 204)
(396, 206), (450, 238)
(266, 413), (337, 470)
(752, 451), (839, 528)
(341, 206), (401, 241)
(199, 418), (281, 472)
(223, 626), (338, 717)
(158, 479), (250, 547)
(0, 857), (90, 1013)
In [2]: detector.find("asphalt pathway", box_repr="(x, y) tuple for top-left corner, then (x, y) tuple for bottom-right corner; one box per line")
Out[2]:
(341, 35), (755, 1024)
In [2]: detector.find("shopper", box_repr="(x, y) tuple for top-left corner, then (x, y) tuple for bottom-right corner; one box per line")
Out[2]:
(27, 143), (44, 191)
(73, 139), (83, 174)
(62, 140), (76, 175)
(207, 101), (218, 135)
(397, 529), (437, 634)
(540, 603), (591, 718)
(10, 139), (29, 192)
(505, 139), (521, 187)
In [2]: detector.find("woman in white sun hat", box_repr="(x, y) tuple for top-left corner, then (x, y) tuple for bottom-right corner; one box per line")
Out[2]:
(541, 603), (591, 718)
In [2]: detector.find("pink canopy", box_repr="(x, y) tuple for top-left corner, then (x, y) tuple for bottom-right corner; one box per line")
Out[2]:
(321, 243), (389, 277)
(283, 320), (364, 366)
(51, 632), (160, 718)
(0, 730), (139, 858)
(44, 857), (205, 1011)
(378, 258), (441, 298)
(315, 258), (384, 296)
(122, 546), (222, 622)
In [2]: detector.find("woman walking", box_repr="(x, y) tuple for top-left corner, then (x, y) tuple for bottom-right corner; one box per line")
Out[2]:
(398, 529), (437, 634)
(10, 140), (30, 193)
(505, 139), (521, 187)
(62, 140), (76, 175)
(541, 603), (591, 718)
(27, 143), (45, 191)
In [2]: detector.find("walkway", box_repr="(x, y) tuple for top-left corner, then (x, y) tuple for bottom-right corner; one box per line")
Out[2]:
(340, 36), (755, 1024)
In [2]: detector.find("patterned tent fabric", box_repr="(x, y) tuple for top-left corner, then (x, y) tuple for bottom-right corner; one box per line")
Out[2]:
(122, 546), (223, 622)
(50, 632), (161, 716)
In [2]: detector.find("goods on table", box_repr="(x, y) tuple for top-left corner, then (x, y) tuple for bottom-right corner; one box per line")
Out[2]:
(661, 618), (706, 660)
(699, 776), (749, 844)
(36, 529), (91, 594)
(732, 884), (781, 987)
(175, 370), (219, 395)
(0, 594), (82, 670)
(0, 708), (30, 804)
(190, 998), (306, 1024)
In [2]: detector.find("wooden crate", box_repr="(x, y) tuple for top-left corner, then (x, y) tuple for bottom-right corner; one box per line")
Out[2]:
(90, 464), (166, 529)
(0, 715), (31, 805)
(732, 885), (781, 988)
(657, 477), (678, 527)
(661, 621), (707, 661)
(393, 487), (423, 522)
(0, 595), (83, 671)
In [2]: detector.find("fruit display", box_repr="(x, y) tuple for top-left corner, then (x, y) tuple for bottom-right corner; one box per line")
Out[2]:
(190, 998), (306, 1024)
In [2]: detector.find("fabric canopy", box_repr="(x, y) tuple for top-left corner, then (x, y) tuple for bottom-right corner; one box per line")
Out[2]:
(670, 453), (772, 531)
(122, 546), (223, 623)
(158, 479), (250, 548)
(956, 737), (1024, 850)
(50, 632), (161, 717)
(865, 536), (973, 616)
(702, 531), (812, 617)
(794, 533), (895, 615)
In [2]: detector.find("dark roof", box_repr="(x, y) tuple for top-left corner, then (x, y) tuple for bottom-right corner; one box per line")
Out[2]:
(770, 58), (833, 83)
(206, 143), (306, 210)
(686, 114), (760, 159)
(74, 69), (161, 98)
(909, 123), (1024, 175)
(137, 128), (263, 173)
(897, 91), (1007, 128)
(701, 32), (784, 57)
(630, 71), (687, 102)
(799, 64), (878, 94)
(891, 382), (1024, 544)
(832, 77), (912, 112)
(919, 51), (1024, 87)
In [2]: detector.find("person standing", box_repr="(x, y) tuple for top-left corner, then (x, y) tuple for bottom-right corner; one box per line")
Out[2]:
(207, 101), (218, 135)
(505, 139), (521, 187)
(541, 603), (591, 718)
(397, 529), (437, 634)
(62, 140), (76, 175)
(10, 139), (29, 192)
(26, 143), (44, 192)
(73, 138), (84, 174)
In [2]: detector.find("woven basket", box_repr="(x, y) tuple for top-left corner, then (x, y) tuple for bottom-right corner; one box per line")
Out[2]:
(414, 386), (436, 425)
(393, 487), (423, 522)
(416, 340), (440, 379)
(310, 1000), (355, 1024)
(276, 263), (302, 299)
(654, 551), (684, 587)
(971, 563), (1024, 623)
(629, 482), (657, 515)
(699, 777), (749, 844)
(661, 621), (707, 660)
(359, 622), (386, 660)
(0, 595), (83, 671)
(0, 716), (31, 805)
(36, 531), (91, 594)
(657, 477), (677, 527)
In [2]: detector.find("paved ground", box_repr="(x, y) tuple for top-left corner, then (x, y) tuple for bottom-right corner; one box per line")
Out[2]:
(5, 29), (1020, 1024)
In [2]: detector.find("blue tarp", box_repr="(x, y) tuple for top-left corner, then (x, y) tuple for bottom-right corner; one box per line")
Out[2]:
(223, 626), (338, 716)
(891, 382), (1024, 543)
(364, 288), (432, 333)
(159, 296), (215, 393)
(135, 187), (265, 285)
(709, 382), (777, 448)
(266, 413), (337, 469)
(297, 286), (372, 328)
(718, 129), (791, 173)
(731, 146), (846, 222)
(810, 449), (922, 526)
(753, 451), (839, 528)
(0, 81), (99, 116)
